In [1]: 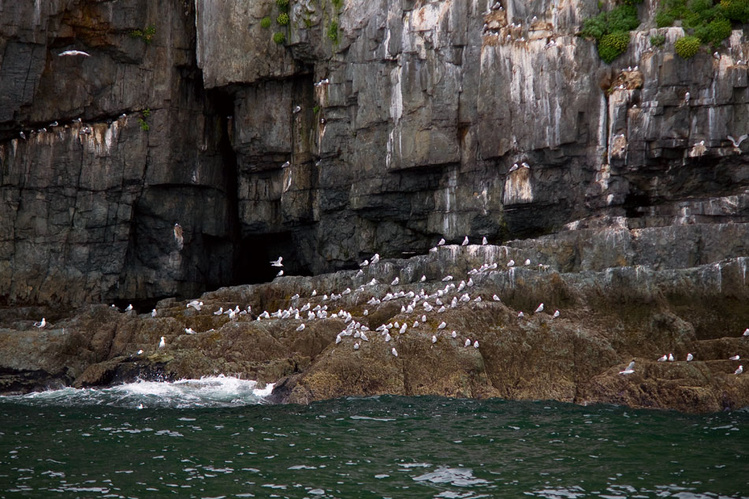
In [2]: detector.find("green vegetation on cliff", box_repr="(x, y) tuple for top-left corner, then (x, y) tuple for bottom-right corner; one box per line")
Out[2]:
(580, 1), (642, 63)
(658, 0), (749, 49)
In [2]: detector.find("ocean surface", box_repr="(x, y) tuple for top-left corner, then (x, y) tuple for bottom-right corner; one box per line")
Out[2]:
(1, 376), (746, 498)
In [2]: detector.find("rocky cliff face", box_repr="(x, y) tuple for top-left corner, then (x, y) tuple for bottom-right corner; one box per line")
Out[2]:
(1, 0), (749, 342)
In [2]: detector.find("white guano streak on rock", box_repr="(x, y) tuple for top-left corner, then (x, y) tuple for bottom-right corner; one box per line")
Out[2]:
(386, 65), (402, 169)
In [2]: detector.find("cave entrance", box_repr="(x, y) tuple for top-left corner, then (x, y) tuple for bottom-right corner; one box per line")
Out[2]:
(234, 232), (310, 284)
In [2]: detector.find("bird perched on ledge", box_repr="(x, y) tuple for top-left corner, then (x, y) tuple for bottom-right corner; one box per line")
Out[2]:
(173, 223), (184, 250)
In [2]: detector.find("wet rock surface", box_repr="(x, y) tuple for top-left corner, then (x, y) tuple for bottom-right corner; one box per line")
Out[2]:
(2, 239), (747, 413)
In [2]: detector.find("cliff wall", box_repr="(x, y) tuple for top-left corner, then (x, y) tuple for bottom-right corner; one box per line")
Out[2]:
(1, 0), (749, 307)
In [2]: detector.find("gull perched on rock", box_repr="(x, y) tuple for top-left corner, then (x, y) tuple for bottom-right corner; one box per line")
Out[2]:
(668, 353), (675, 362)
(482, 236), (488, 245)
(524, 259), (531, 266)
(296, 323), (305, 331)
(493, 294), (501, 301)
(743, 328), (749, 336)
(464, 338), (471, 347)
(736, 365), (744, 375)
(462, 236), (469, 246)
(185, 327), (196, 335)
(534, 303), (544, 314)
(391, 277), (399, 286)
(729, 354), (740, 361)
(151, 309), (157, 317)
(473, 340), (480, 348)
(270, 256), (283, 267)
(686, 353), (694, 361)
(619, 359), (635, 375)
(437, 321), (447, 329)
(159, 336), (166, 349)
(507, 260), (515, 267)
(276, 270), (284, 277)
(187, 300), (203, 311)
(518, 311), (524, 318)
(34, 318), (46, 328)
(370, 253), (380, 264)
(391, 347), (398, 357)
(125, 304), (133, 312)
(657, 354), (668, 362)
(552, 310), (560, 319)
(451, 331), (457, 338)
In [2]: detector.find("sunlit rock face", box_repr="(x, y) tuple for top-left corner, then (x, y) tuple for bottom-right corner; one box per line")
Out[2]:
(2, 0), (749, 306)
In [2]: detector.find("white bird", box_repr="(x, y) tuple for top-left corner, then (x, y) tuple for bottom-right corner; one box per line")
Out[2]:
(462, 236), (469, 246)
(370, 253), (380, 264)
(311, 289), (317, 296)
(151, 309), (157, 317)
(360, 259), (369, 267)
(35, 318), (46, 328)
(125, 304), (133, 312)
(686, 353), (694, 361)
(728, 134), (748, 151)
(399, 323), (407, 334)
(474, 296), (482, 302)
(464, 338), (471, 347)
(277, 270), (284, 277)
(59, 49), (90, 57)
(421, 315), (427, 322)
(743, 328), (749, 336)
(185, 327), (196, 335)
(524, 259), (531, 266)
(668, 353), (675, 362)
(729, 354), (740, 361)
(186, 300), (203, 311)
(473, 340), (479, 349)
(137, 349), (144, 355)
(534, 303), (544, 314)
(451, 331), (457, 338)
(360, 331), (368, 341)
(159, 336), (166, 349)
(293, 105), (301, 114)
(296, 323), (305, 331)
(442, 275), (453, 281)
(736, 365), (744, 375)
(385, 332), (392, 342)
(420, 275), (426, 282)
(432, 335), (437, 344)
(518, 311), (524, 318)
(657, 354), (668, 362)
(619, 359), (635, 375)
(552, 310), (560, 319)
(438, 238), (446, 246)
(482, 236), (488, 245)
(391, 277), (399, 286)
(438, 321), (447, 330)
(173, 223), (184, 250)
(363, 309), (369, 316)
(521, 162), (530, 169)
(684, 91), (690, 104)
(412, 321), (419, 328)
(391, 347), (398, 357)
(270, 256), (283, 267)
(214, 307), (223, 315)
(507, 260), (515, 267)
(509, 163), (519, 172)
(228, 309), (236, 320)
(354, 342), (360, 350)
(493, 294), (501, 302)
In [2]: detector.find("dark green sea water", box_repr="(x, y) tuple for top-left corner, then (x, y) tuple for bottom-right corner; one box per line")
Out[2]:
(0, 378), (747, 498)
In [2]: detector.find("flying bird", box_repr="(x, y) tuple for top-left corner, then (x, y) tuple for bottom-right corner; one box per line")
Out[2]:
(728, 134), (748, 152)
(619, 359), (635, 375)
(59, 50), (90, 57)
(270, 256), (283, 267)
(173, 223), (184, 250)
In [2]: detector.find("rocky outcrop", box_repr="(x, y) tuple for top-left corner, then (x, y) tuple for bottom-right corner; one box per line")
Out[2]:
(1, 238), (748, 413)
(2, 0), (749, 306)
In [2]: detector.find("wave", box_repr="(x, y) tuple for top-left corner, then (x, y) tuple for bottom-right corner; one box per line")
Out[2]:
(0, 375), (274, 409)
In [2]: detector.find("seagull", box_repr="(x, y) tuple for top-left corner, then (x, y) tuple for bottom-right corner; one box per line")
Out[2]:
(19, 131), (26, 140)
(521, 162), (530, 169)
(296, 323), (305, 331)
(438, 321), (447, 329)
(173, 223), (184, 250)
(391, 347), (398, 357)
(473, 340), (479, 348)
(509, 163), (519, 172)
(391, 277), (399, 286)
(451, 331), (457, 338)
(370, 253), (380, 264)
(686, 353), (694, 361)
(399, 323), (407, 334)
(524, 259), (531, 266)
(185, 327), (196, 334)
(214, 307), (223, 315)
(552, 310), (560, 318)
(743, 328), (749, 336)
(432, 335), (437, 344)
(186, 300), (203, 311)
(293, 105), (301, 113)
(125, 304), (133, 312)
(442, 275), (453, 282)
(438, 238), (446, 246)
(619, 359), (635, 375)
(493, 294), (501, 301)
(270, 256), (283, 267)
(276, 270), (284, 277)
(420, 275), (426, 282)
(35, 318), (46, 328)
(281, 161), (290, 168)
(668, 353), (675, 362)
(507, 260), (515, 267)
(59, 49), (90, 57)
(727, 134), (748, 152)
(464, 338), (471, 347)
(360, 259), (369, 267)
(137, 349), (144, 355)
(684, 91), (690, 104)
(151, 309), (157, 317)
(534, 303), (544, 314)
(159, 336), (166, 349)
(462, 236), (469, 246)
(518, 311), (524, 318)
(482, 236), (488, 245)
(736, 365), (744, 375)
(729, 354), (740, 361)
(657, 354), (668, 362)
(354, 342), (360, 350)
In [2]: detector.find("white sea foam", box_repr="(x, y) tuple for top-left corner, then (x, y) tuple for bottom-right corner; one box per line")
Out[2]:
(2, 375), (274, 409)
